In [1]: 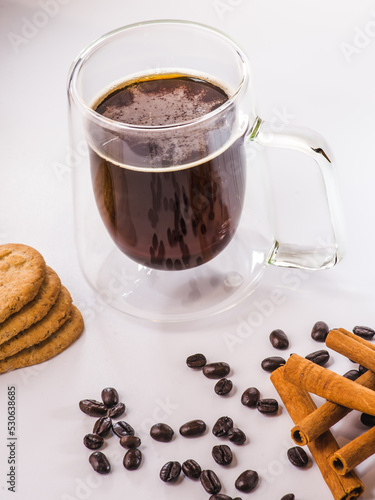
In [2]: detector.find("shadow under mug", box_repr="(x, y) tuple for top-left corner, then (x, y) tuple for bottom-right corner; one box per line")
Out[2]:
(67, 20), (345, 322)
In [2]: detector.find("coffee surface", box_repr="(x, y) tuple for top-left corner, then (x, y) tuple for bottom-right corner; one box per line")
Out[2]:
(94, 76), (228, 126)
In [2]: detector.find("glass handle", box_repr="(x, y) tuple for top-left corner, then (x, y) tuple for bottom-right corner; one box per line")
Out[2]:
(250, 117), (345, 270)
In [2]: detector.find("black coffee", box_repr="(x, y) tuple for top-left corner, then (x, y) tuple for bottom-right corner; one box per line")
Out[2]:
(90, 75), (246, 270)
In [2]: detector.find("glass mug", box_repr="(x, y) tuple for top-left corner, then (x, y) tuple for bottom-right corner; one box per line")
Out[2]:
(67, 20), (344, 322)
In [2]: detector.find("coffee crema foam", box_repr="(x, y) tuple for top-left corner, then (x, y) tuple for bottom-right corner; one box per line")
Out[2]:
(94, 75), (229, 126)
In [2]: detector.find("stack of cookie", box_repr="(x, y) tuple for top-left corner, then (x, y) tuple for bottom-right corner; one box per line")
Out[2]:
(0, 243), (84, 374)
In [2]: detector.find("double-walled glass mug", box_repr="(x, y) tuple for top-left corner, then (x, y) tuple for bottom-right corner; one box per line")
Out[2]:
(67, 20), (344, 322)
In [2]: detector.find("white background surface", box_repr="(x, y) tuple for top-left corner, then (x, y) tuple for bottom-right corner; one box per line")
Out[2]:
(1, 0), (375, 499)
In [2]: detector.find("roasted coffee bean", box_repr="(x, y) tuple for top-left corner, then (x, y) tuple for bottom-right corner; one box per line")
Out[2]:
(353, 325), (375, 340)
(93, 416), (112, 437)
(235, 470), (259, 493)
(112, 421), (135, 438)
(359, 365), (368, 374)
(360, 413), (375, 427)
(261, 356), (286, 372)
(160, 461), (181, 482)
(150, 422), (174, 442)
(214, 378), (233, 396)
(311, 321), (329, 342)
(182, 459), (201, 479)
(179, 419), (206, 437)
(203, 362), (230, 379)
(83, 433), (104, 450)
(343, 369), (361, 381)
(287, 446), (309, 467)
(101, 387), (119, 407)
(281, 495), (295, 500)
(212, 444), (233, 465)
(186, 353), (207, 368)
(228, 427), (246, 445)
(305, 349), (330, 366)
(120, 435), (141, 449)
(269, 329), (289, 349)
(209, 495), (232, 500)
(79, 399), (107, 417)
(123, 448), (142, 470)
(89, 451), (111, 474)
(108, 402), (126, 418)
(257, 398), (279, 414)
(200, 469), (222, 494)
(241, 387), (260, 408)
(212, 416), (233, 437)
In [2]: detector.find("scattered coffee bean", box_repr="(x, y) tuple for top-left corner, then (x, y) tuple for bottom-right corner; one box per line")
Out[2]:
(101, 387), (119, 407)
(343, 369), (361, 381)
(93, 416), (112, 438)
(305, 349), (330, 366)
(212, 416), (234, 437)
(287, 446), (309, 467)
(256, 398), (279, 414)
(241, 387), (260, 408)
(119, 435), (141, 449)
(150, 423), (174, 443)
(214, 378), (233, 396)
(281, 495), (295, 500)
(360, 413), (375, 427)
(123, 448), (142, 470)
(353, 325), (375, 340)
(79, 399), (107, 417)
(311, 321), (329, 342)
(108, 402), (126, 419)
(179, 419), (206, 437)
(182, 459), (201, 479)
(212, 444), (233, 465)
(269, 329), (289, 349)
(203, 362), (230, 379)
(186, 353), (207, 368)
(160, 461), (181, 482)
(200, 469), (222, 494)
(261, 356), (286, 372)
(227, 427), (246, 445)
(235, 470), (259, 493)
(209, 495), (232, 500)
(359, 365), (368, 374)
(112, 421), (135, 438)
(89, 451), (111, 474)
(83, 433), (104, 450)
(150, 422), (174, 442)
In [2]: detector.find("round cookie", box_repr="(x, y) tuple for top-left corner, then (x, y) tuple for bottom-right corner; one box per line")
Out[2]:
(0, 285), (72, 361)
(0, 244), (46, 323)
(0, 266), (61, 345)
(0, 305), (83, 374)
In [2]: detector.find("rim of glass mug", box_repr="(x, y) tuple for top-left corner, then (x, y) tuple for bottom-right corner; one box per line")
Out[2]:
(68, 19), (253, 172)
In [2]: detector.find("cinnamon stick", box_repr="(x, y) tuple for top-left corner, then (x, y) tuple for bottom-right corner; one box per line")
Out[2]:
(291, 370), (375, 445)
(270, 366), (364, 499)
(283, 354), (375, 416)
(329, 425), (375, 475)
(326, 329), (375, 372)
(338, 328), (375, 352)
